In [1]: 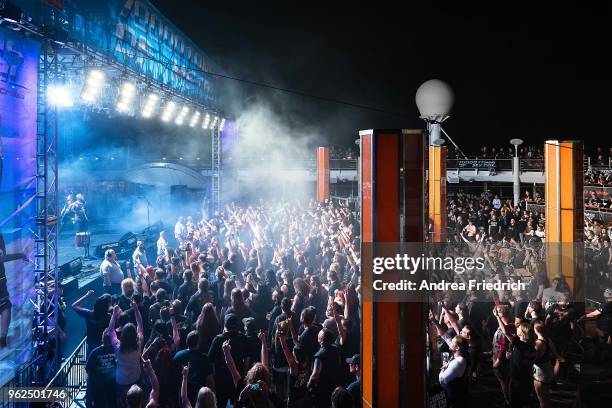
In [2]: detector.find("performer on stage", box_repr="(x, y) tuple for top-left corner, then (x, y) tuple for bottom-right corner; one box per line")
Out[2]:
(132, 240), (148, 269)
(60, 194), (74, 226)
(71, 193), (88, 233)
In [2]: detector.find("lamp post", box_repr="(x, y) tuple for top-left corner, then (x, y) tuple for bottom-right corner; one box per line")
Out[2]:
(510, 138), (524, 208)
(415, 79), (454, 146)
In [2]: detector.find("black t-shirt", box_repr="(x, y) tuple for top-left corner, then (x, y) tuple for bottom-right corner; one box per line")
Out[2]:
(313, 345), (343, 393)
(299, 324), (322, 361)
(176, 281), (197, 306)
(208, 331), (248, 389)
(173, 349), (213, 386)
(85, 344), (116, 394)
(75, 309), (109, 349)
(510, 337), (534, 381)
(244, 333), (261, 364)
(513, 300), (529, 321)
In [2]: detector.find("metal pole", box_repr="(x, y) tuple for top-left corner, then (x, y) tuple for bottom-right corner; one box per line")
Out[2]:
(513, 155), (520, 207)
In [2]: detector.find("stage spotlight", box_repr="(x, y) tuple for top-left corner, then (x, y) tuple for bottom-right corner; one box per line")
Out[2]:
(175, 106), (190, 125)
(141, 93), (159, 118)
(219, 118), (226, 131)
(161, 101), (177, 122)
(116, 82), (136, 113)
(81, 69), (105, 103)
(47, 85), (74, 108)
(202, 113), (211, 129)
(189, 111), (201, 127)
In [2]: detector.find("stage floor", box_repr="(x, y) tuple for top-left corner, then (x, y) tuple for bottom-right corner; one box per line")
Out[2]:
(58, 223), (129, 360)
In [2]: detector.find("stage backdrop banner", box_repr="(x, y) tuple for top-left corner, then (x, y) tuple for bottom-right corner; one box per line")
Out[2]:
(0, 27), (38, 386)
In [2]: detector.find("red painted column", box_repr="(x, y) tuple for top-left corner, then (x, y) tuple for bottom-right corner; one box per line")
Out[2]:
(360, 129), (426, 408)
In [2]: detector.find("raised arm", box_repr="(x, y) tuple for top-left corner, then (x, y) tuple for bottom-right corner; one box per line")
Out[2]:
(222, 340), (241, 387)
(333, 306), (347, 346)
(493, 308), (514, 342)
(142, 358), (159, 405)
(170, 310), (180, 347)
(279, 334), (298, 375)
(258, 331), (270, 371)
(72, 290), (95, 313)
(181, 365), (193, 408)
(131, 300), (144, 345)
(108, 305), (121, 348)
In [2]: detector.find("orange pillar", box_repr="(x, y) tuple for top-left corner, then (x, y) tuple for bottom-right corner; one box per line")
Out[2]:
(316, 147), (330, 203)
(428, 146), (447, 242)
(544, 140), (584, 294)
(360, 129), (426, 408)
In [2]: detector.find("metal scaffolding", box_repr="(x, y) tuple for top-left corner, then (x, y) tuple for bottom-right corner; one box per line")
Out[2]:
(33, 41), (60, 382)
(211, 126), (222, 213)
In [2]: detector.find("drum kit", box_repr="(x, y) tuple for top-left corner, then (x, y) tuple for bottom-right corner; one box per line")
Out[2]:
(75, 232), (92, 259)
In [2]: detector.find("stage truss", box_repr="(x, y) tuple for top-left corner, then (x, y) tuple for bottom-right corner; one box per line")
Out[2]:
(2, 7), (226, 382)
(33, 41), (60, 382)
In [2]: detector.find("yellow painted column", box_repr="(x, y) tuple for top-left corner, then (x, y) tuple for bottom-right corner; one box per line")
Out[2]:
(544, 140), (584, 294)
(316, 147), (330, 203)
(428, 146), (447, 242)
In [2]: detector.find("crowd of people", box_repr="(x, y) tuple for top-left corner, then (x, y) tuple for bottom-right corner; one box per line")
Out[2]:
(78, 201), (362, 408)
(433, 189), (612, 407)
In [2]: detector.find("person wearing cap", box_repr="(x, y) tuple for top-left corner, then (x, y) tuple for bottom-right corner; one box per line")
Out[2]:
(346, 354), (361, 408)
(243, 317), (261, 364)
(207, 313), (248, 408)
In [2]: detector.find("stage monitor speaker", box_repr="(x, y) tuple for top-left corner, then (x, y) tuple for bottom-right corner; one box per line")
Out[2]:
(59, 257), (82, 279)
(95, 241), (121, 258)
(119, 232), (138, 248)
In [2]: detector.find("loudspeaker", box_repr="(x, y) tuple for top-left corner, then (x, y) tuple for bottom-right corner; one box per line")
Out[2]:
(59, 257), (82, 279)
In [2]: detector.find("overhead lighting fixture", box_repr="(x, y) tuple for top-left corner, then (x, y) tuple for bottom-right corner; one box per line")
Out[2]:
(161, 101), (176, 122)
(47, 85), (74, 108)
(189, 111), (201, 127)
(175, 106), (190, 125)
(202, 113), (211, 129)
(141, 93), (159, 118)
(116, 81), (136, 113)
(219, 118), (226, 131)
(81, 69), (105, 103)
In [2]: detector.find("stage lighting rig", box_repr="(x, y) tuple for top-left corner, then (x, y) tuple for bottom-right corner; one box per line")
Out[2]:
(189, 110), (201, 127)
(81, 70), (105, 104)
(219, 118), (226, 131)
(47, 85), (74, 108)
(175, 106), (190, 125)
(161, 100), (177, 122)
(116, 82), (136, 113)
(202, 113), (211, 129)
(142, 93), (159, 118)
(211, 115), (219, 128)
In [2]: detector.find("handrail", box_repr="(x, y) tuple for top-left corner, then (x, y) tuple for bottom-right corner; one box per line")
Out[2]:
(44, 337), (89, 407)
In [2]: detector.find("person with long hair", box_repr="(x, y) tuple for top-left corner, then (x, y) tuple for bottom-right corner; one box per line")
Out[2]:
(109, 301), (144, 408)
(533, 320), (558, 408)
(181, 363), (217, 408)
(73, 291), (112, 355)
(195, 303), (220, 353)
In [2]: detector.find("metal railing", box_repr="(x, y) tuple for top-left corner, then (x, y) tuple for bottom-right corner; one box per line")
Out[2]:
(44, 337), (88, 407)
(526, 203), (612, 223)
(0, 357), (42, 408)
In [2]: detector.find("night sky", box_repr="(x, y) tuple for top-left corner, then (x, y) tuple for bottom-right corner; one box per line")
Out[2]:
(151, 2), (612, 152)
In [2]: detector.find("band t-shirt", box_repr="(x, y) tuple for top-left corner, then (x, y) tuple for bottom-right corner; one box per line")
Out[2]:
(86, 344), (117, 396)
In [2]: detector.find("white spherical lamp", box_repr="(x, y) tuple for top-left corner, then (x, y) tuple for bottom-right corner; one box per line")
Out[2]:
(415, 79), (454, 122)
